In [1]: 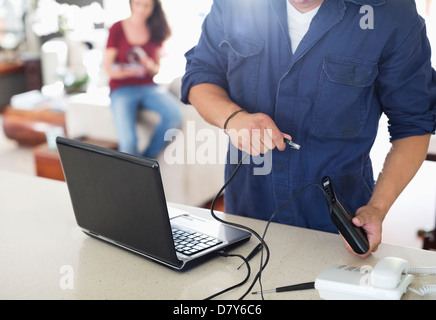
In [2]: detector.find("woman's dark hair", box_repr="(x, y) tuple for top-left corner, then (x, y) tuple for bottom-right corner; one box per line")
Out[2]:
(149, 0), (171, 43)
(130, 0), (171, 44)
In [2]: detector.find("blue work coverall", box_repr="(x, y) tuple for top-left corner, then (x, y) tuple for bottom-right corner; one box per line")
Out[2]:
(181, 0), (436, 233)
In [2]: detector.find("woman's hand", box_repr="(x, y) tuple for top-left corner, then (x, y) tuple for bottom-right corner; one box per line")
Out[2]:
(139, 55), (160, 77)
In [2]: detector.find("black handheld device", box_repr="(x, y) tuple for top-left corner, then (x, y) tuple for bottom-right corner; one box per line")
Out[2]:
(321, 176), (369, 255)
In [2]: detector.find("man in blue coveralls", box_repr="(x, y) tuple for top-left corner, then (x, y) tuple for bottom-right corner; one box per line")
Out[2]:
(181, 0), (436, 258)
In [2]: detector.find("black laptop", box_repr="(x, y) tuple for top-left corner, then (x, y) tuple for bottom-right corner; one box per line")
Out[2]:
(56, 137), (251, 270)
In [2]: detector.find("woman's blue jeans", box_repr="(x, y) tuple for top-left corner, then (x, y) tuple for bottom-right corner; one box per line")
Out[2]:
(110, 84), (182, 159)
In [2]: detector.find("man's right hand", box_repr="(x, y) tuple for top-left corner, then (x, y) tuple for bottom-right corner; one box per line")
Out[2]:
(225, 111), (292, 156)
(188, 83), (292, 156)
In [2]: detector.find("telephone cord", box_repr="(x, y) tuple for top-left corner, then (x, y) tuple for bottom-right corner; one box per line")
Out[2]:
(407, 266), (436, 297)
(408, 285), (436, 297)
(408, 266), (436, 275)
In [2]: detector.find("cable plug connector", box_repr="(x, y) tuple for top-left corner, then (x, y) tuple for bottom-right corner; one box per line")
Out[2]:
(218, 250), (229, 257)
(284, 138), (301, 150)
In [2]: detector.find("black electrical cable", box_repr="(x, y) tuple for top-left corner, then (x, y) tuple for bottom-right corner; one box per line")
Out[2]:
(204, 251), (251, 300)
(207, 151), (328, 299)
(254, 182), (322, 297)
(208, 153), (271, 300)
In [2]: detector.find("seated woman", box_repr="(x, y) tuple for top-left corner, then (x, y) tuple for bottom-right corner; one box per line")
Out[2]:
(104, 0), (182, 159)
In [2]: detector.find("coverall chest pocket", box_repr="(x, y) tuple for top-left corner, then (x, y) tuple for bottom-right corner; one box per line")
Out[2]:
(219, 36), (264, 107)
(314, 55), (378, 137)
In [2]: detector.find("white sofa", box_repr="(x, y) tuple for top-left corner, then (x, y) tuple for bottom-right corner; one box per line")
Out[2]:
(65, 79), (228, 207)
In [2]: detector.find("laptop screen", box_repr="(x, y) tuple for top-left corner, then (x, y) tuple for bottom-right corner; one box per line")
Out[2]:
(57, 137), (181, 267)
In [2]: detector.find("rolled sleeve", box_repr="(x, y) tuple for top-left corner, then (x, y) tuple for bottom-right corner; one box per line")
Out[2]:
(376, 18), (436, 141)
(181, 0), (230, 105)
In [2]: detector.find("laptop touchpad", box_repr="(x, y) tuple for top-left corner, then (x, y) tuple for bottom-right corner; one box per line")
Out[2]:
(171, 214), (208, 229)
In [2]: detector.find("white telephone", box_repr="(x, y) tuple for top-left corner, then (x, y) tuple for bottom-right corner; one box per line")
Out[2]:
(315, 257), (417, 300)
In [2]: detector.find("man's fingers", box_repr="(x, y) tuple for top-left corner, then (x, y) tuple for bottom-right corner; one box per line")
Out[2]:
(227, 112), (293, 155)
(251, 129), (264, 155)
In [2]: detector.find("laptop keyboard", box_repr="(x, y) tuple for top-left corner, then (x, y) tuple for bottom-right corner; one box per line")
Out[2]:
(172, 227), (223, 256)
